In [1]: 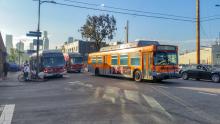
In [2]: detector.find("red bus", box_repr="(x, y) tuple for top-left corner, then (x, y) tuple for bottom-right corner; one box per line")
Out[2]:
(30, 50), (66, 78)
(64, 53), (83, 73)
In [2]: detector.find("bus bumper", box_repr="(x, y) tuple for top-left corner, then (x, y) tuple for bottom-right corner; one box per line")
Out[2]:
(152, 72), (180, 80)
(44, 71), (67, 77)
(68, 68), (82, 72)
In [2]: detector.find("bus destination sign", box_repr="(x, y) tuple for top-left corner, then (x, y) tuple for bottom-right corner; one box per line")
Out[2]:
(157, 46), (176, 51)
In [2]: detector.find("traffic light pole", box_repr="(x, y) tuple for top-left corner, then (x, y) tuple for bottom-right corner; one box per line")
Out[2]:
(36, 0), (41, 77)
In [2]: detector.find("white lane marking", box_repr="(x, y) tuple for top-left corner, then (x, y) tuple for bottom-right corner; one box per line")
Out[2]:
(68, 81), (81, 84)
(142, 94), (173, 120)
(0, 104), (15, 124)
(198, 92), (218, 96)
(124, 90), (141, 104)
(68, 81), (93, 88)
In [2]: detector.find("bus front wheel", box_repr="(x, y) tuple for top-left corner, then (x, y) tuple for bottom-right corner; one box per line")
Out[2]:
(134, 70), (142, 82)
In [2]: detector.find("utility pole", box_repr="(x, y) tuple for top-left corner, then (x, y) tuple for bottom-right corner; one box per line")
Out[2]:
(196, 0), (200, 64)
(18, 40), (21, 66)
(125, 20), (129, 43)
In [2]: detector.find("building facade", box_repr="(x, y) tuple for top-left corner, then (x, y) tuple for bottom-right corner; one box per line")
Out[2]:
(61, 40), (99, 61)
(5, 34), (13, 54)
(43, 31), (49, 50)
(179, 43), (220, 65)
(16, 41), (24, 52)
(0, 32), (7, 79)
(68, 37), (74, 43)
(107, 41), (123, 46)
(29, 42), (34, 50)
(212, 43), (220, 65)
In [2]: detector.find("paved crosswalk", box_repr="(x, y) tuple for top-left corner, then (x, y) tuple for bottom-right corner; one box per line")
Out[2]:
(0, 104), (15, 124)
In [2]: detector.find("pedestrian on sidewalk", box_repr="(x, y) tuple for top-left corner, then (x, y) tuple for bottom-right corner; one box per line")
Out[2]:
(3, 61), (9, 80)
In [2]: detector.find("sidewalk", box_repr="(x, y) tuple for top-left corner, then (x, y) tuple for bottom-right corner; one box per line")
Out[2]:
(0, 72), (24, 87)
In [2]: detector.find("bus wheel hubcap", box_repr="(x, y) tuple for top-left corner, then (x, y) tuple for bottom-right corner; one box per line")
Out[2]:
(135, 72), (141, 81)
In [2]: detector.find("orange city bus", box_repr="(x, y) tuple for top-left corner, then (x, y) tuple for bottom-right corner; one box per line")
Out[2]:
(88, 40), (179, 82)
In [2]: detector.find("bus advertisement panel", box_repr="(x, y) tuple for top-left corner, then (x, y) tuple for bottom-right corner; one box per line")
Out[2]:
(88, 41), (179, 82)
(64, 53), (83, 73)
(30, 50), (66, 78)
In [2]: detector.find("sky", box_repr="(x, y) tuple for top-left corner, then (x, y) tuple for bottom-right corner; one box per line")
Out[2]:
(1, 0), (220, 52)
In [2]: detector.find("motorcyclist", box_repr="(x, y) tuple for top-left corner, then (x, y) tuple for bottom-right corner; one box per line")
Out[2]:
(23, 62), (30, 81)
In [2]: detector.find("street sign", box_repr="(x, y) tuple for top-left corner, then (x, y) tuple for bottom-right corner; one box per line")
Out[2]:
(26, 31), (42, 37)
(33, 39), (43, 46)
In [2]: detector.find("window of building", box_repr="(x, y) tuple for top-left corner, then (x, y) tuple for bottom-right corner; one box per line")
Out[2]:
(97, 56), (102, 64)
(130, 53), (140, 66)
(216, 54), (220, 58)
(120, 54), (128, 65)
(111, 55), (118, 65)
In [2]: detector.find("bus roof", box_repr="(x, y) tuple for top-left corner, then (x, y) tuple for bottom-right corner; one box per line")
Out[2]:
(89, 44), (177, 56)
(100, 40), (159, 52)
(31, 50), (63, 57)
(65, 52), (82, 57)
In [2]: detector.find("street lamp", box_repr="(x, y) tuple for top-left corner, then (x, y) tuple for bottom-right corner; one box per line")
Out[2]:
(33, 0), (56, 77)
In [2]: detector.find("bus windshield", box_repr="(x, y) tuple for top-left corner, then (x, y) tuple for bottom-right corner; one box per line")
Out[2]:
(43, 57), (65, 67)
(154, 52), (177, 65)
(71, 57), (83, 64)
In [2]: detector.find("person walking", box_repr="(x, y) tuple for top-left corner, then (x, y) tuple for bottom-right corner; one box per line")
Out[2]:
(3, 61), (9, 80)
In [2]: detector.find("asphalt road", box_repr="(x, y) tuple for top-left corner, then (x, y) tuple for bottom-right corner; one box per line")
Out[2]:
(0, 72), (220, 124)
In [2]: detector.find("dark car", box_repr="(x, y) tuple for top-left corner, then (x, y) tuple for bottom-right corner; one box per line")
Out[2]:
(181, 64), (220, 83)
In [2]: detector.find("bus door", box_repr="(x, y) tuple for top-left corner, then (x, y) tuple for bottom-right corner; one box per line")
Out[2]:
(143, 52), (152, 79)
(103, 55), (108, 75)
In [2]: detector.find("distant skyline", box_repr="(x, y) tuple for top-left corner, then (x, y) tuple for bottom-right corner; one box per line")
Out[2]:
(1, 0), (220, 52)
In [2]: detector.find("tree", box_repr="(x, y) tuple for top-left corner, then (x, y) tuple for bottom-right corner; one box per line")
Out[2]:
(8, 48), (17, 62)
(80, 14), (117, 50)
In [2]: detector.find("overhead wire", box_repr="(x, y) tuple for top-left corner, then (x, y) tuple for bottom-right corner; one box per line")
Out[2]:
(63, 0), (195, 20)
(51, 1), (195, 22)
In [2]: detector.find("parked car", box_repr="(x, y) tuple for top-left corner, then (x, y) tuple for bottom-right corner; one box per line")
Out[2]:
(179, 64), (197, 74)
(181, 64), (220, 83)
(8, 62), (20, 72)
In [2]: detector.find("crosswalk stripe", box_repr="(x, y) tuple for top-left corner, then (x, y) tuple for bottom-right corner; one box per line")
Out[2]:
(0, 104), (15, 124)
(142, 94), (173, 119)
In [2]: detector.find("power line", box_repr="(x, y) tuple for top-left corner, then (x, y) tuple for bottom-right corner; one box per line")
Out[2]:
(201, 17), (220, 22)
(63, 0), (195, 20)
(200, 24), (209, 39)
(52, 1), (195, 22)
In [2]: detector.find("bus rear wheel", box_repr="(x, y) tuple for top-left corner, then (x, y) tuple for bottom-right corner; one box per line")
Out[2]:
(134, 70), (142, 82)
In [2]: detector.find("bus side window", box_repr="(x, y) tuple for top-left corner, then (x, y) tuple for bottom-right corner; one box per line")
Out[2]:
(120, 54), (128, 66)
(111, 55), (118, 65)
(97, 56), (102, 64)
(130, 53), (140, 66)
(91, 56), (96, 64)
